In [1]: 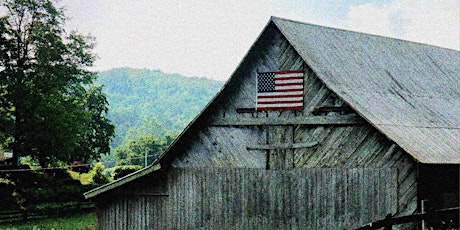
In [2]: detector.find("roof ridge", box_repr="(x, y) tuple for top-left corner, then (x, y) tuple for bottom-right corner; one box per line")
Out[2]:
(271, 16), (460, 51)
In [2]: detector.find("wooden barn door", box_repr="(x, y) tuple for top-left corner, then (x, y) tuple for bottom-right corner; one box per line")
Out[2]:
(267, 125), (294, 170)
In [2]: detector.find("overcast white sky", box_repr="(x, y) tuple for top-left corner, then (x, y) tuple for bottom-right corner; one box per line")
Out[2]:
(4, 0), (460, 80)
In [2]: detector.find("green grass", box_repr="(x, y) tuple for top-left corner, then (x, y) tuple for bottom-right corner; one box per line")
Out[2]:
(0, 212), (96, 230)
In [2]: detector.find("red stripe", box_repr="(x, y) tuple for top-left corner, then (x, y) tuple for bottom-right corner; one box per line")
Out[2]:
(274, 70), (303, 74)
(256, 106), (303, 111)
(275, 82), (303, 87)
(275, 76), (304, 80)
(257, 100), (303, 104)
(274, 89), (304, 92)
(258, 94), (303, 99)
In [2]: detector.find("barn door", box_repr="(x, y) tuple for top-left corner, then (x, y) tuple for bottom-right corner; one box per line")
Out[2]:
(267, 125), (294, 169)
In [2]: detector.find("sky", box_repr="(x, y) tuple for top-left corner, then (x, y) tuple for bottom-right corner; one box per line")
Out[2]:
(3, 0), (460, 81)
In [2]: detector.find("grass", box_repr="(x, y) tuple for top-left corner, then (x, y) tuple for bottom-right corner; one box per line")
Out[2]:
(0, 212), (96, 230)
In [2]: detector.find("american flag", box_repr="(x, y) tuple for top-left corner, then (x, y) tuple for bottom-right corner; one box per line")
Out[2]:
(256, 70), (304, 110)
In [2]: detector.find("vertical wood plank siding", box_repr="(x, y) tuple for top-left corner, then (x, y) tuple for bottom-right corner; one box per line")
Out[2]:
(170, 30), (417, 221)
(96, 168), (397, 229)
(97, 195), (169, 230)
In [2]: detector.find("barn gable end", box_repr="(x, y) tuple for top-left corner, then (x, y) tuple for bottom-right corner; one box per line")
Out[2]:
(167, 21), (417, 219)
(85, 17), (459, 229)
(169, 22), (368, 168)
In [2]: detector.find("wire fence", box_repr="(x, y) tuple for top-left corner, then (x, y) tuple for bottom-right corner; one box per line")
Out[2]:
(0, 153), (158, 173)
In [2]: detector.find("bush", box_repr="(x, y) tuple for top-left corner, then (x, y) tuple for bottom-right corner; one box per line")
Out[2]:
(90, 163), (110, 185)
(111, 165), (142, 180)
(0, 178), (18, 211)
(0, 166), (90, 212)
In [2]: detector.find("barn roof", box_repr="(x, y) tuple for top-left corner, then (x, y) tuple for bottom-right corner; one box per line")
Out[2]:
(85, 16), (459, 199)
(270, 17), (459, 164)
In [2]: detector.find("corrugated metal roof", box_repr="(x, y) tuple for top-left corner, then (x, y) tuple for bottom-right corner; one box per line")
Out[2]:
(272, 16), (460, 164)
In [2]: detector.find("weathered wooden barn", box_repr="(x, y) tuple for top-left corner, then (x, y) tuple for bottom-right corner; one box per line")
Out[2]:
(85, 17), (460, 229)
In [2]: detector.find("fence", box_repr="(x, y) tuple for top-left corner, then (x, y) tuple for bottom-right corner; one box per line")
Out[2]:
(0, 202), (95, 223)
(356, 207), (460, 229)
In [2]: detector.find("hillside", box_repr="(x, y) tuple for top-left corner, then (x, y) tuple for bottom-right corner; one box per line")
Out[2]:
(96, 68), (224, 148)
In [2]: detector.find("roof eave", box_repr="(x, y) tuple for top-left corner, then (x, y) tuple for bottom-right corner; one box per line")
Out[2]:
(84, 163), (161, 199)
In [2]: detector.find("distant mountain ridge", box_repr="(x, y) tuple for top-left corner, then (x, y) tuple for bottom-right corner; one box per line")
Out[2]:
(96, 68), (224, 148)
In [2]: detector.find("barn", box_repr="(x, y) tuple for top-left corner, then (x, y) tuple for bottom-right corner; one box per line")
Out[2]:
(84, 17), (460, 229)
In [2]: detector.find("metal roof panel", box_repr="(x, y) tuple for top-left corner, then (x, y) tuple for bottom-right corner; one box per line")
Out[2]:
(272, 16), (460, 163)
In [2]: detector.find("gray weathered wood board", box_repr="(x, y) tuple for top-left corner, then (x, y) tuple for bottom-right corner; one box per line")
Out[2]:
(172, 126), (266, 168)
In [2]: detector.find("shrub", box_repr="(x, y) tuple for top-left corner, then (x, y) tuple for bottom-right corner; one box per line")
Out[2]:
(0, 166), (89, 212)
(0, 179), (18, 211)
(111, 165), (142, 180)
(90, 163), (110, 185)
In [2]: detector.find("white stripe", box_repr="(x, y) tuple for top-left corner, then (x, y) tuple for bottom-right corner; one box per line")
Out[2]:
(258, 97), (303, 102)
(257, 91), (303, 96)
(257, 103), (304, 108)
(275, 73), (303, 78)
(275, 79), (303, 84)
(275, 85), (303, 90)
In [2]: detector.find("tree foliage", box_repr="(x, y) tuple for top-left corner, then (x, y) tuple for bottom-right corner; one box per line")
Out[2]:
(75, 86), (114, 163)
(97, 68), (223, 148)
(111, 165), (142, 180)
(0, 0), (114, 166)
(114, 134), (174, 167)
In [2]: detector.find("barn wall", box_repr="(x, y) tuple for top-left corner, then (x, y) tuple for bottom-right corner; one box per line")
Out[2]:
(96, 167), (398, 229)
(94, 172), (170, 230)
(171, 25), (417, 219)
(294, 125), (418, 219)
(172, 126), (267, 168)
(96, 195), (169, 230)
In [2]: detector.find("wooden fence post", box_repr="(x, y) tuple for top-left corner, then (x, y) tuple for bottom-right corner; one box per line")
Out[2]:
(21, 209), (28, 221)
(421, 199), (427, 230)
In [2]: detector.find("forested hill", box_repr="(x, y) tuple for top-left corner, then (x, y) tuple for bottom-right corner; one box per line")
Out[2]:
(96, 68), (224, 148)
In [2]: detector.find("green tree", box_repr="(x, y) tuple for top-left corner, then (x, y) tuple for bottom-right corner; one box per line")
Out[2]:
(0, 0), (114, 166)
(114, 134), (174, 166)
(74, 86), (115, 163)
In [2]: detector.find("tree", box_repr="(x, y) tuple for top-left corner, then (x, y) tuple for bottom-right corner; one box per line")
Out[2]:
(114, 134), (174, 166)
(74, 86), (115, 164)
(0, 0), (114, 166)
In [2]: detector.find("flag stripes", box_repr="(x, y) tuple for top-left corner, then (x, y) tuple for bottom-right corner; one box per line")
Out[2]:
(256, 70), (304, 110)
